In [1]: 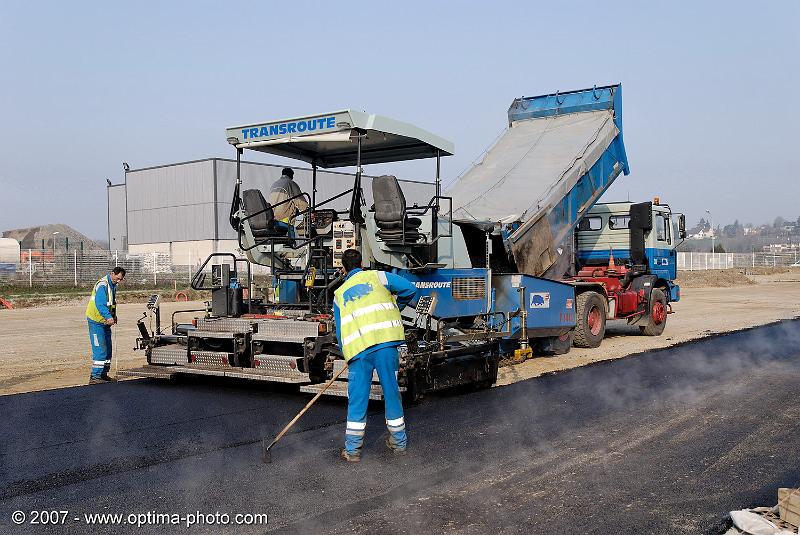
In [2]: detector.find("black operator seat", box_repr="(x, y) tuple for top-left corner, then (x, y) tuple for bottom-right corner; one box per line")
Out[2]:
(372, 175), (423, 243)
(242, 189), (288, 238)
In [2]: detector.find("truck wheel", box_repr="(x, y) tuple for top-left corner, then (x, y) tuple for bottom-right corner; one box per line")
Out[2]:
(639, 288), (667, 336)
(573, 291), (606, 348)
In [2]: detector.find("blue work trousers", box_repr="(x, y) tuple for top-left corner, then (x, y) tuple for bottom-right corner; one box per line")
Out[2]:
(88, 320), (112, 379)
(345, 345), (407, 454)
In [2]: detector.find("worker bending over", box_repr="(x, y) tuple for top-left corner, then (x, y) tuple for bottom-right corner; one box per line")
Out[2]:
(333, 249), (417, 462)
(85, 267), (125, 384)
(268, 167), (309, 237)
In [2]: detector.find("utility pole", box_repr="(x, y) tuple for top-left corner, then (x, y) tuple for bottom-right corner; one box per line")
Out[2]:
(705, 209), (714, 254)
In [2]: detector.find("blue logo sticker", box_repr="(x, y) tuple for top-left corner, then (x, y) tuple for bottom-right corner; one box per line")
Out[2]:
(343, 283), (373, 304)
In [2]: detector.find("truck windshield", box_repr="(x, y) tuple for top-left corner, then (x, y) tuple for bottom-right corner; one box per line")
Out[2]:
(656, 213), (670, 242)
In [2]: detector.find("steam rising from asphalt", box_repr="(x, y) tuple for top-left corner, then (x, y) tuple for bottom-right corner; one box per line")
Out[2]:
(1, 320), (798, 534)
(269, 320), (800, 533)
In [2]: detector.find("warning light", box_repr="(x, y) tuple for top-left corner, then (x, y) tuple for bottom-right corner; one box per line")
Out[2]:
(653, 196), (661, 205)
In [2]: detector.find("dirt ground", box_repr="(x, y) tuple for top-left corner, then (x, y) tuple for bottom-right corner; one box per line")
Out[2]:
(1, 270), (799, 396)
(0, 300), (206, 395)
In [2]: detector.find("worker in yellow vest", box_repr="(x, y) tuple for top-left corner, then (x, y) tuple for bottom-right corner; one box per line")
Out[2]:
(85, 267), (125, 384)
(333, 249), (417, 462)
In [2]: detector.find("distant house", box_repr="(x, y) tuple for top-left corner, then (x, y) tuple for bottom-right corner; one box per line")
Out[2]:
(690, 229), (714, 240)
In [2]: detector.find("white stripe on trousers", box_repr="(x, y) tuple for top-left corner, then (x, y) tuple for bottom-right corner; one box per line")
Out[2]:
(346, 420), (366, 436)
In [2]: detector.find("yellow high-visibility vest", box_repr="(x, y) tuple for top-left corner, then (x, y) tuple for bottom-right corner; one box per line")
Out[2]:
(85, 276), (116, 323)
(334, 270), (404, 361)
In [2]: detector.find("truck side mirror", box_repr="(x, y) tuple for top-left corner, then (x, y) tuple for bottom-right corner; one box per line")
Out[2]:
(678, 214), (687, 239)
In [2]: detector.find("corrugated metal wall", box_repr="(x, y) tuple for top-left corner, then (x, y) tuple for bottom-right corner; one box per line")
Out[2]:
(125, 160), (216, 244)
(113, 158), (436, 246)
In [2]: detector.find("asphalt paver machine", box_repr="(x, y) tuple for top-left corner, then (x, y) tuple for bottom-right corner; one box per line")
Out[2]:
(128, 109), (576, 400)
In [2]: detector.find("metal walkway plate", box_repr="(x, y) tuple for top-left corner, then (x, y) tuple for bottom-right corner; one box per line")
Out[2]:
(252, 320), (319, 343)
(162, 364), (311, 384)
(299, 382), (386, 400)
(118, 365), (176, 379)
(224, 369), (310, 384)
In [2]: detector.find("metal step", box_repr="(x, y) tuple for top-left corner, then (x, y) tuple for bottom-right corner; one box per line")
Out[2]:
(118, 365), (177, 379)
(300, 381), (385, 400)
(150, 344), (188, 365)
(252, 355), (309, 382)
(190, 350), (232, 366)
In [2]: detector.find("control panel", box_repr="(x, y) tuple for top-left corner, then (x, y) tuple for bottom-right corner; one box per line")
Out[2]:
(415, 294), (438, 317)
(332, 221), (357, 267)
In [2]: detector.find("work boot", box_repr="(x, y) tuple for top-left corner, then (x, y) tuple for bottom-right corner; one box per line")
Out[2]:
(89, 377), (106, 385)
(101, 375), (117, 382)
(339, 449), (361, 463)
(385, 438), (407, 455)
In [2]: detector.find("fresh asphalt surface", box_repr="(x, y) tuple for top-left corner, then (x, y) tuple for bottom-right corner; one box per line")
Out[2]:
(2, 320), (799, 534)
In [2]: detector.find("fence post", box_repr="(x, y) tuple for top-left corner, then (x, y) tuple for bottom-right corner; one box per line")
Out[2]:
(153, 252), (157, 286)
(28, 249), (32, 287)
(752, 251), (755, 268)
(74, 250), (77, 287)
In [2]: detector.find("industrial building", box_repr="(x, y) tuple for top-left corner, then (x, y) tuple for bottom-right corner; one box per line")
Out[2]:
(107, 158), (435, 265)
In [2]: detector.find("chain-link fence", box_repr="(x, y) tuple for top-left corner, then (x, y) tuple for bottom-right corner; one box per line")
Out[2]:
(0, 250), (273, 288)
(3, 249), (797, 287)
(677, 251), (800, 270)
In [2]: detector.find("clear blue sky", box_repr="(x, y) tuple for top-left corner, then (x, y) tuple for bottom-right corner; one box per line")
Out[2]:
(1, 1), (798, 240)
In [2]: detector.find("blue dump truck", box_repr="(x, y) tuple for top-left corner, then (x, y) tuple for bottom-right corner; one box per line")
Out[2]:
(127, 84), (681, 399)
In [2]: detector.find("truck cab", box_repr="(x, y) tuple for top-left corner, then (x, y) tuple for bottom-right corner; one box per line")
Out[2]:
(568, 199), (686, 348)
(576, 200), (683, 302)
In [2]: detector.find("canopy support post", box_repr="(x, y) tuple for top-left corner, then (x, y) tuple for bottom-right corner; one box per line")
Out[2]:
(431, 150), (441, 262)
